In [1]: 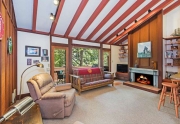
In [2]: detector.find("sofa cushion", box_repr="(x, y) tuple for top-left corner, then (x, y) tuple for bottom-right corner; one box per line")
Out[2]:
(47, 87), (76, 107)
(82, 79), (112, 87)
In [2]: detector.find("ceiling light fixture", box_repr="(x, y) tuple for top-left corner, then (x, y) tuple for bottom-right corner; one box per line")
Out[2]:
(54, 0), (59, 5)
(50, 13), (55, 20)
(148, 9), (151, 13)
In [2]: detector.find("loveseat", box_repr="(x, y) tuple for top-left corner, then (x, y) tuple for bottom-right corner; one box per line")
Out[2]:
(27, 73), (76, 119)
(70, 67), (114, 94)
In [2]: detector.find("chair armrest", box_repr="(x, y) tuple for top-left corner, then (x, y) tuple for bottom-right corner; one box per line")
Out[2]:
(41, 92), (66, 100)
(69, 74), (80, 78)
(55, 83), (71, 91)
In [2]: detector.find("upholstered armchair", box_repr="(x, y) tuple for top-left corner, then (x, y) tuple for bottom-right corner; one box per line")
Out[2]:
(27, 73), (76, 119)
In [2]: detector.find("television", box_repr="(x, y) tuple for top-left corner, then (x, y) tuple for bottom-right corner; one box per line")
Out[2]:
(137, 41), (151, 58)
(117, 64), (128, 73)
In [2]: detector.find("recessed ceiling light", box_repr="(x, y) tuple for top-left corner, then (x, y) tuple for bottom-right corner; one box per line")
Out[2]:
(54, 0), (59, 5)
(50, 13), (55, 20)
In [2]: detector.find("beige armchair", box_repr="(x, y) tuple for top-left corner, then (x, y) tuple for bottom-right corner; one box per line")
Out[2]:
(27, 73), (76, 119)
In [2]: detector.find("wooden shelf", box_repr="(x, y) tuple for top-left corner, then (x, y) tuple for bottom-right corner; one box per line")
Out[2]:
(163, 36), (180, 40)
(165, 43), (180, 45)
(165, 57), (180, 59)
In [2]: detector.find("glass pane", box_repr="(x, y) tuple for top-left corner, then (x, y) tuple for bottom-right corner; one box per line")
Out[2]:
(72, 47), (99, 67)
(54, 49), (66, 83)
(103, 51), (110, 71)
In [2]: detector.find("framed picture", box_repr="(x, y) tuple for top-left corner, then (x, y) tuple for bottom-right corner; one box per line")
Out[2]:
(41, 56), (49, 62)
(137, 41), (151, 58)
(42, 49), (48, 56)
(33, 60), (40, 64)
(27, 58), (32, 65)
(25, 46), (41, 57)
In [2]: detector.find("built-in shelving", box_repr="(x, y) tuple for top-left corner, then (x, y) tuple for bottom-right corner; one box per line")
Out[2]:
(119, 44), (128, 58)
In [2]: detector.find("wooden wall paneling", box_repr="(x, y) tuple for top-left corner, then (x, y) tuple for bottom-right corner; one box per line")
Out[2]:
(149, 16), (158, 67)
(156, 11), (163, 88)
(5, 5), (10, 108)
(0, 3), (7, 115)
(0, 0), (17, 115)
(132, 30), (139, 67)
(139, 22), (150, 67)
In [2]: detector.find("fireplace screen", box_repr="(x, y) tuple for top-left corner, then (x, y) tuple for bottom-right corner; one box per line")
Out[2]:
(135, 73), (153, 86)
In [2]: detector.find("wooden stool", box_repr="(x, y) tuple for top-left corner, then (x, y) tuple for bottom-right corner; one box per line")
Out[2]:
(170, 79), (180, 103)
(158, 82), (180, 118)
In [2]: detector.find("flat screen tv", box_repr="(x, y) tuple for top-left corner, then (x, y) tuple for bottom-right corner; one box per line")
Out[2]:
(137, 41), (151, 58)
(117, 64), (128, 73)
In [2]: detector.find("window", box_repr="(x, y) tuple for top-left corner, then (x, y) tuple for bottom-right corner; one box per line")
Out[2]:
(72, 47), (99, 67)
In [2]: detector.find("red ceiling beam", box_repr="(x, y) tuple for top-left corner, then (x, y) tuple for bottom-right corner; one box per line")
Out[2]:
(17, 28), (50, 35)
(76, 0), (109, 39)
(102, 0), (161, 44)
(64, 0), (88, 37)
(163, 0), (180, 15)
(32, 0), (38, 31)
(50, 0), (65, 35)
(114, 35), (128, 45)
(109, 0), (174, 45)
(96, 0), (144, 42)
(86, 0), (127, 41)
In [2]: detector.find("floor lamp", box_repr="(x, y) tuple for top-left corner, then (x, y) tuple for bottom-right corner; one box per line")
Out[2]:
(19, 63), (44, 100)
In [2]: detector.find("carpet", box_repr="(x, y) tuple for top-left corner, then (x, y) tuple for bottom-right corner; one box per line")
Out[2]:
(43, 81), (180, 124)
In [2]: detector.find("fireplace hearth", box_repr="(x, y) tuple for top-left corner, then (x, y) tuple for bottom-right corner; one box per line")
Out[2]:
(129, 67), (158, 88)
(135, 73), (153, 86)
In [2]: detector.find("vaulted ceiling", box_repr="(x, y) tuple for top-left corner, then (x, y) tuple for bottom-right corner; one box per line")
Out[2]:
(12, 0), (180, 45)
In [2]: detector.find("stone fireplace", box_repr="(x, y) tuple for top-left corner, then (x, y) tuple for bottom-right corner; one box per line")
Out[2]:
(129, 67), (159, 88)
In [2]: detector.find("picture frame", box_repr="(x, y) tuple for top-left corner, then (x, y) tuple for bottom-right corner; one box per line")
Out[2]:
(137, 41), (151, 58)
(25, 46), (41, 57)
(42, 49), (48, 56)
(41, 56), (49, 62)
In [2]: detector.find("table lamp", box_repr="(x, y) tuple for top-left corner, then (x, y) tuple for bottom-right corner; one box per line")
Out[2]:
(0, 97), (35, 123)
(19, 63), (44, 100)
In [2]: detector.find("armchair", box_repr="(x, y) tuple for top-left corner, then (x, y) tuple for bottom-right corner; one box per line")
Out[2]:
(27, 73), (76, 119)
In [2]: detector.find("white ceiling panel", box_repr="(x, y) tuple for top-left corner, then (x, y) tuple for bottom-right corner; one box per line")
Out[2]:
(81, 0), (119, 39)
(54, 0), (81, 35)
(91, 0), (136, 41)
(36, 0), (57, 32)
(150, 0), (165, 10)
(100, 0), (151, 41)
(13, 0), (33, 29)
(163, 0), (178, 10)
(69, 0), (101, 37)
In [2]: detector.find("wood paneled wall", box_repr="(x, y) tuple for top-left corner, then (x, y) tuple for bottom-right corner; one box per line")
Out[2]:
(0, 0), (17, 116)
(128, 11), (163, 88)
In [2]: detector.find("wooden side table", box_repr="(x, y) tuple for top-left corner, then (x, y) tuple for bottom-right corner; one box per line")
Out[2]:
(2, 104), (43, 124)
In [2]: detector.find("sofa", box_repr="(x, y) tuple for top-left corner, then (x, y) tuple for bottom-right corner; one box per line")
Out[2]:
(27, 73), (76, 119)
(70, 67), (114, 94)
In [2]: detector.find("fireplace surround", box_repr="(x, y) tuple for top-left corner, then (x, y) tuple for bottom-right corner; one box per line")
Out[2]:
(129, 67), (159, 88)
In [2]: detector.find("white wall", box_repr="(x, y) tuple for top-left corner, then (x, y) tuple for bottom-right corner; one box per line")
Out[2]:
(17, 31), (50, 94)
(111, 45), (121, 76)
(163, 6), (180, 78)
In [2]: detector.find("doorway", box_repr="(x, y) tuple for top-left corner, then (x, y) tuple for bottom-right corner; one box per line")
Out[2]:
(103, 50), (110, 71)
(51, 46), (69, 83)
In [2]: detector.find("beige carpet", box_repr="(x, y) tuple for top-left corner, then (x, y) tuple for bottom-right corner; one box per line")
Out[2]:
(43, 81), (180, 124)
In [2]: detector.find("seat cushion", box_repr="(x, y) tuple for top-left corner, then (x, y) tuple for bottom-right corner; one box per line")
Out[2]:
(82, 79), (111, 87)
(47, 87), (76, 107)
